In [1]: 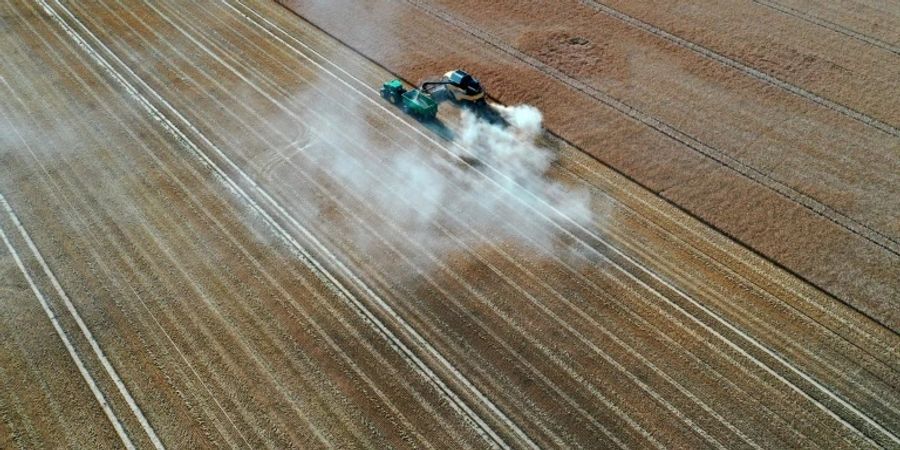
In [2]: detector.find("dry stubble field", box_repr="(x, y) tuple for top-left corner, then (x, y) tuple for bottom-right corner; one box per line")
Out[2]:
(0, 0), (898, 448)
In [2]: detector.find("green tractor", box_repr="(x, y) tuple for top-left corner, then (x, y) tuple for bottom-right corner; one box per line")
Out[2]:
(380, 79), (438, 120)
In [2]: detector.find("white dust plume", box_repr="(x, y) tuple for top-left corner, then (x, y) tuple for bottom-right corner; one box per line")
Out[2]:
(261, 82), (597, 275)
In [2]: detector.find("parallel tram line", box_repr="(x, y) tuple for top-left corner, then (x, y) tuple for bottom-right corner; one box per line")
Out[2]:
(34, 113), (326, 448)
(98, 3), (624, 443)
(0, 195), (138, 450)
(598, 215), (900, 426)
(749, 0), (900, 56)
(240, 0), (897, 362)
(0, 39), (165, 447)
(54, 6), (463, 449)
(0, 251), (83, 449)
(37, 0), (900, 444)
(4, 10), (331, 446)
(271, 145), (662, 447)
(123, 0), (628, 444)
(0, 10), (279, 446)
(559, 146), (900, 367)
(551, 146), (900, 398)
(78, 7), (496, 442)
(577, 0), (900, 136)
(135, 0), (900, 442)
(280, 130), (765, 447)
(602, 197), (900, 394)
(0, 58), (238, 450)
(119, 1), (760, 444)
(24, 0), (516, 444)
(0, 289), (81, 447)
(398, 0), (900, 258)
(296, 96), (845, 447)
(76, 154), (340, 448)
(162, 2), (844, 442)
(65, 137), (333, 448)
(280, 0), (900, 380)
(195, 0), (892, 424)
(226, 1), (900, 445)
(555, 142), (900, 390)
(86, 1), (655, 444)
(0, 72), (268, 450)
(264, 0), (900, 377)
(3, 9), (441, 446)
(42, 0), (522, 447)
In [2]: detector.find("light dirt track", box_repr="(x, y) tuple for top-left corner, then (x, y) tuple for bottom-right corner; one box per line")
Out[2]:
(0, 0), (898, 448)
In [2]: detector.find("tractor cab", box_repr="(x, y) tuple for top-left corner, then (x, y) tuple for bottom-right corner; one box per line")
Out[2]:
(380, 79), (407, 104)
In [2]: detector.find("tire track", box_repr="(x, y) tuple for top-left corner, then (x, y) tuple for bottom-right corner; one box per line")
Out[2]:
(118, 3), (733, 444)
(213, 0), (900, 414)
(106, 0), (624, 443)
(594, 208), (900, 425)
(750, 0), (900, 56)
(263, 0), (900, 376)
(282, 132), (765, 448)
(125, 5), (541, 447)
(576, 0), (900, 136)
(24, 0), (896, 444)
(0, 194), (138, 450)
(557, 152), (900, 371)
(200, 1), (899, 445)
(2, 12), (330, 444)
(398, 0), (900, 257)
(71, 152), (338, 448)
(277, 168), (652, 447)
(162, 7), (864, 442)
(48, 4), (465, 446)
(0, 58), (166, 448)
(3, 20), (364, 445)
(0, 279), (83, 447)
(222, 3), (900, 445)
(35, 126), (325, 447)
(41, 0), (525, 446)
(295, 100), (877, 447)
(0, 11), (257, 446)
(95, 8), (624, 443)
(81, 0), (900, 400)
(69, 7), (482, 446)
(22, 0), (648, 444)
(528, 147), (900, 405)
(272, 144), (667, 447)
(0, 84), (246, 450)
(94, 3), (663, 444)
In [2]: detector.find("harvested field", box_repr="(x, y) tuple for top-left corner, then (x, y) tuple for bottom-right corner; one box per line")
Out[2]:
(1, 0), (898, 448)
(278, 0), (900, 328)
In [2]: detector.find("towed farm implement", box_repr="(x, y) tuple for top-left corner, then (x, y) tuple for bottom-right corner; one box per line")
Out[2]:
(380, 69), (488, 121)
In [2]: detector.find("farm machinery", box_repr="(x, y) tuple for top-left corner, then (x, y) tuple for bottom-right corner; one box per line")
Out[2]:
(380, 69), (487, 121)
(380, 79), (438, 120)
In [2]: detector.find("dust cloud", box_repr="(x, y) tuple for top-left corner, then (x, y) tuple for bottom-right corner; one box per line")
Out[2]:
(267, 81), (595, 274)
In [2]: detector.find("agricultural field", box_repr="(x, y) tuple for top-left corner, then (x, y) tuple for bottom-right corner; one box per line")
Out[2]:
(0, 0), (897, 448)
